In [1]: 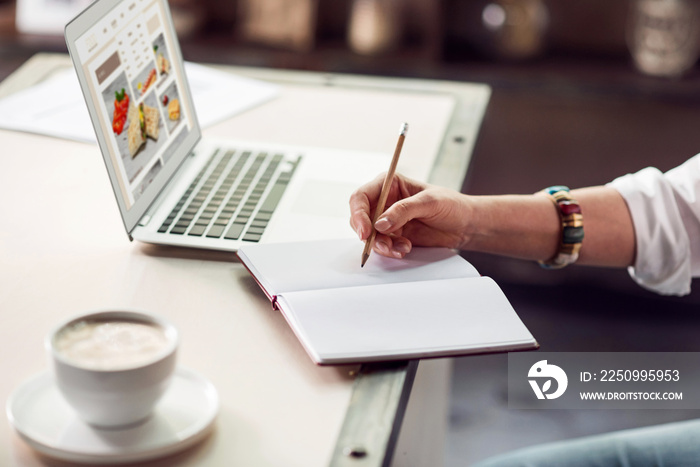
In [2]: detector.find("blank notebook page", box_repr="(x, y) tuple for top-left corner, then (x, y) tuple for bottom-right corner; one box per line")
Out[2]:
(238, 239), (479, 296)
(276, 276), (535, 363)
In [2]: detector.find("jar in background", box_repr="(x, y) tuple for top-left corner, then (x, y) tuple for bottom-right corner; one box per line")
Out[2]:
(628, 0), (700, 77)
(348, 0), (405, 55)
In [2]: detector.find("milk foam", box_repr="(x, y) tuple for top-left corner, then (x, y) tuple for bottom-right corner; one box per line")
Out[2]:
(54, 320), (172, 370)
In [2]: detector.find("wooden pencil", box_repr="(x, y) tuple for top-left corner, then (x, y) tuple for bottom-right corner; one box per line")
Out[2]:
(361, 122), (409, 267)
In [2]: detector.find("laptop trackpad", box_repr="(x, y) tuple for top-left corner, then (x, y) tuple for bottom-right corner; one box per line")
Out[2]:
(291, 180), (356, 217)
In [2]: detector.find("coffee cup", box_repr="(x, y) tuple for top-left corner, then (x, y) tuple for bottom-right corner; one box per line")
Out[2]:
(47, 310), (178, 428)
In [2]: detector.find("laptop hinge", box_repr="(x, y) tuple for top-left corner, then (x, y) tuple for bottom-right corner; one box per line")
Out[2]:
(138, 214), (152, 227)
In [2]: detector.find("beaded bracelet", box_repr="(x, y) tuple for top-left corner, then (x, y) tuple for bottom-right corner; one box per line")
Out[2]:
(537, 185), (584, 269)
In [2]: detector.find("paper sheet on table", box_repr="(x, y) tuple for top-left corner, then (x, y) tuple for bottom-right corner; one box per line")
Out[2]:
(0, 62), (279, 143)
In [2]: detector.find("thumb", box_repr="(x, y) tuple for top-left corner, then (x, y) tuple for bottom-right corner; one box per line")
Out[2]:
(374, 192), (435, 234)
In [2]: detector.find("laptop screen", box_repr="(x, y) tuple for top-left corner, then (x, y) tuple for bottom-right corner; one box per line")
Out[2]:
(66, 0), (200, 234)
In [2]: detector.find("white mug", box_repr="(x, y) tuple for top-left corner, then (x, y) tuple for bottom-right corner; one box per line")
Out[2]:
(47, 310), (178, 428)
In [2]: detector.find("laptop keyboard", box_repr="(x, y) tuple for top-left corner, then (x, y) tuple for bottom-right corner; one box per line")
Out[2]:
(157, 148), (299, 242)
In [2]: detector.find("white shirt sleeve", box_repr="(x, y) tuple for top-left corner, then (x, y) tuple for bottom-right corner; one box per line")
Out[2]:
(607, 155), (700, 296)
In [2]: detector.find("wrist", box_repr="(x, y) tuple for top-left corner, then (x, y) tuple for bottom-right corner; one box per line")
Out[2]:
(456, 194), (482, 251)
(459, 194), (561, 261)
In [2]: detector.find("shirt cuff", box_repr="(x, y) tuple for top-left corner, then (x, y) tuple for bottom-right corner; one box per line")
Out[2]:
(608, 168), (691, 296)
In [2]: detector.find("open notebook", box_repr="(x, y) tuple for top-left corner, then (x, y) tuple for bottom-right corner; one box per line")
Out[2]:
(237, 239), (538, 365)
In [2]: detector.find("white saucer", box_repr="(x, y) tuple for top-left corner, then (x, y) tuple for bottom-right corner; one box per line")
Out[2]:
(6, 367), (219, 464)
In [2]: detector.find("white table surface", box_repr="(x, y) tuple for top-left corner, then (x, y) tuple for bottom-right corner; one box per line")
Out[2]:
(0, 53), (489, 466)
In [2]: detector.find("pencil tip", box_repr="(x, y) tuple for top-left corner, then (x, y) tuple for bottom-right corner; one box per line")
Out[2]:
(361, 253), (369, 268)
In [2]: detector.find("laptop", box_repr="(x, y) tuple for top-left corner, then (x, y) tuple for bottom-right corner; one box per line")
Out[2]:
(64, 0), (392, 251)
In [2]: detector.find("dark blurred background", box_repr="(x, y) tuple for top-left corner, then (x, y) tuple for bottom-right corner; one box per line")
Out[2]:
(3, 0), (700, 464)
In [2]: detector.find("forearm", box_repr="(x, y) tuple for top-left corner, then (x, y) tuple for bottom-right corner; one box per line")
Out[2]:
(572, 186), (635, 267)
(462, 186), (636, 268)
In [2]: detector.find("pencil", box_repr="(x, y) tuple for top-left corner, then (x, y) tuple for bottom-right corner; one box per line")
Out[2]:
(361, 122), (409, 267)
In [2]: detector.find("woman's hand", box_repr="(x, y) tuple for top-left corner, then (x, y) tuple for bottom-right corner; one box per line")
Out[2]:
(349, 173), (472, 258)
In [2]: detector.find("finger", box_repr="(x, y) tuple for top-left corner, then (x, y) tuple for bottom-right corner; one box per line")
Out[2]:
(351, 172), (407, 240)
(374, 191), (439, 235)
(349, 173), (389, 240)
(393, 173), (429, 199)
(373, 233), (412, 259)
(349, 194), (371, 240)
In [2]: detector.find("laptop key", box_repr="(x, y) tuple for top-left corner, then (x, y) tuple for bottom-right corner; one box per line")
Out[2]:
(242, 233), (262, 242)
(224, 223), (245, 240)
(188, 225), (207, 236)
(259, 180), (288, 213)
(207, 224), (225, 238)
